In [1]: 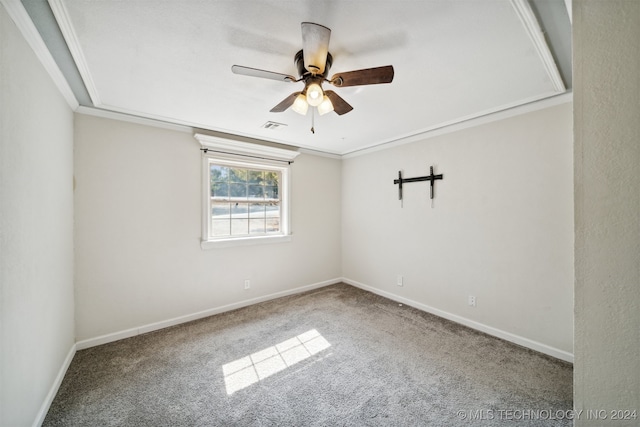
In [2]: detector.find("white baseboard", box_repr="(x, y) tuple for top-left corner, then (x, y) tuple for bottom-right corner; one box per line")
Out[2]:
(342, 277), (574, 363)
(76, 278), (342, 350)
(33, 343), (76, 427)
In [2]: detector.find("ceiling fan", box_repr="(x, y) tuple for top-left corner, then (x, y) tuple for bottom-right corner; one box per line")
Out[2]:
(232, 22), (394, 118)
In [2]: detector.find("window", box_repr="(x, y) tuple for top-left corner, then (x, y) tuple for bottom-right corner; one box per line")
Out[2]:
(195, 134), (299, 248)
(208, 159), (285, 238)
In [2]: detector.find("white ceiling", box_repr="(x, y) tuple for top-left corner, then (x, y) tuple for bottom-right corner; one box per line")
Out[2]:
(30, 0), (571, 155)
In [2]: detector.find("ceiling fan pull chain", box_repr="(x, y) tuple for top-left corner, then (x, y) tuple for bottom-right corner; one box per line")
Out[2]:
(311, 107), (315, 134)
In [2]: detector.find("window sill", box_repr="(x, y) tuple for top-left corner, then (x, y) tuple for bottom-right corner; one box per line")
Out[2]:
(201, 234), (292, 250)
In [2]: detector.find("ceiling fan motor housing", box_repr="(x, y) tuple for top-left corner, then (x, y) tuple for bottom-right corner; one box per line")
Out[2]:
(295, 50), (332, 78)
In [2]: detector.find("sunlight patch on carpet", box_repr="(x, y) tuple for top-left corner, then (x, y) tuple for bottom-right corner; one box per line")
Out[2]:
(222, 329), (331, 395)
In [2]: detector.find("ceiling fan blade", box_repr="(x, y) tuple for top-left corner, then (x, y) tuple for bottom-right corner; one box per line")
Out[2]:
(270, 92), (302, 112)
(330, 65), (394, 87)
(324, 90), (353, 115)
(301, 22), (331, 75)
(232, 65), (297, 83)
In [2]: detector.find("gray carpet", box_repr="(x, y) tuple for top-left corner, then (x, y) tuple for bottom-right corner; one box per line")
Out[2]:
(43, 283), (572, 426)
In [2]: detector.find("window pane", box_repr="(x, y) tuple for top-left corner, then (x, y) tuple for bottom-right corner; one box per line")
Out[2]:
(264, 171), (279, 186)
(231, 203), (249, 218)
(230, 168), (247, 183)
(248, 185), (264, 199)
(266, 217), (280, 232)
(249, 203), (266, 218)
(212, 219), (231, 236)
(210, 165), (229, 181)
(231, 219), (249, 235)
(248, 170), (263, 184)
(264, 186), (279, 200)
(265, 204), (280, 217)
(250, 218), (266, 234)
(212, 182), (229, 198)
(230, 183), (247, 198)
(212, 202), (231, 219)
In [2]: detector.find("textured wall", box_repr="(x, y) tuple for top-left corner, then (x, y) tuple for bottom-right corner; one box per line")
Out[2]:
(73, 114), (342, 342)
(0, 4), (75, 426)
(573, 1), (640, 425)
(342, 103), (574, 359)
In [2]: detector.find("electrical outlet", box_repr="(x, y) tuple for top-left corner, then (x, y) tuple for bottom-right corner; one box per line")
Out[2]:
(244, 279), (250, 290)
(468, 295), (476, 307)
(397, 275), (403, 287)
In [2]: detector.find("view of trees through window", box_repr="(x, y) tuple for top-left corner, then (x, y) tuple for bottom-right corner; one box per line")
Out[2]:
(209, 164), (281, 237)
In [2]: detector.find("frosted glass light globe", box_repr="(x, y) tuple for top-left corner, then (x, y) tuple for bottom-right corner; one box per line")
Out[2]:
(306, 83), (324, 107)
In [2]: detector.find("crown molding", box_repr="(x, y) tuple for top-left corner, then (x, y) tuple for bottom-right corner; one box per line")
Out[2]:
(510, 0), (566, 92)
(76, 105), (194, 133)
(343, 91), (572, 158)
(1, 0), (78, 109)
(48, 0), (100, 105)
(77, 92), (571, 161)
(297, 148), (342, 160)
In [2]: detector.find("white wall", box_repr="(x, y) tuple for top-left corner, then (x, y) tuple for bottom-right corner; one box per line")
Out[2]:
(342, 103), (574, 359)
(73, 114), (342, 342)
(0, 5), (75, 427)
(573, 1), (640, 424)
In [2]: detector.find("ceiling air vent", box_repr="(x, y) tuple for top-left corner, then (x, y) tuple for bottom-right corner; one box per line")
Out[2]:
(262, 121), (287, 130)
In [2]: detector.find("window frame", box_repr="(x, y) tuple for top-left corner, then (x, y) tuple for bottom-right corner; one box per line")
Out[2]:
(195, 134), (299, 249)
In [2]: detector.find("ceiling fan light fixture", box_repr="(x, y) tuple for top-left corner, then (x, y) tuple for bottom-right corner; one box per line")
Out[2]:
(291, 93), (309, 115)
(317, 95), (334, 116)
(306, 82), (324, 107)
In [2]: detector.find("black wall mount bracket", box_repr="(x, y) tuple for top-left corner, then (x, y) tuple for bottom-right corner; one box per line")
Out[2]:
(393, 166), (444, 201)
